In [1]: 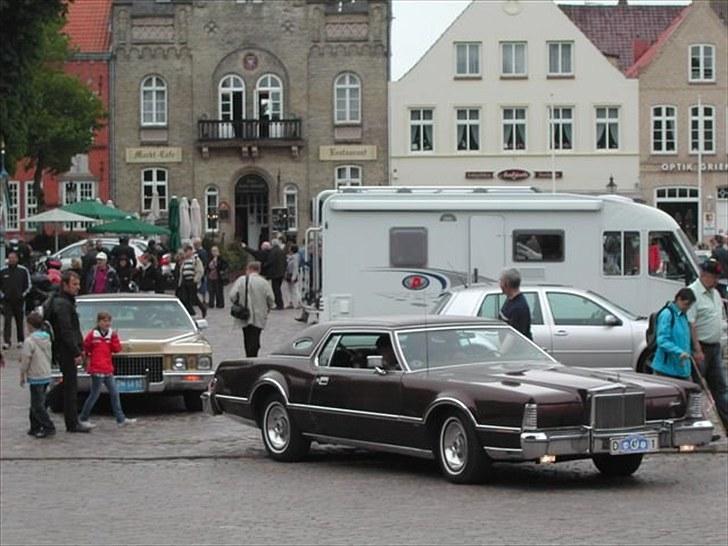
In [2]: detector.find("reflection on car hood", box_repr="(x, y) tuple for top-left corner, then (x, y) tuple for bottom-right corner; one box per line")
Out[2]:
(118, 329), (199, 342)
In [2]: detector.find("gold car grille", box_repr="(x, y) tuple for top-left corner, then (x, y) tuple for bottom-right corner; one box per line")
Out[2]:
(113, 355), (163, 383)
(591, 392), (645, 430)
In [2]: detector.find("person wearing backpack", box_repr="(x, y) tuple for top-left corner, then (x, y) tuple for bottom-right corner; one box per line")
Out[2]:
(650, 288), (696, 380)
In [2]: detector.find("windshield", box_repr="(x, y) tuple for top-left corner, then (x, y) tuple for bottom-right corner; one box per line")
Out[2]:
(78, 300), (195, 334)
(586, 290), (640, 320)
(649, 230), (698, 284)
(396, 327), (553, 371)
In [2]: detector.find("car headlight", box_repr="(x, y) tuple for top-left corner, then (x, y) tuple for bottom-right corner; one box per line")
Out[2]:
(198, 356), (212, 370)
(173, 356), (187, 371)
(687, 392), (703, 419)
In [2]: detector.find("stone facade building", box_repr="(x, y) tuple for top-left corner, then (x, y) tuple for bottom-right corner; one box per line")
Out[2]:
(111, 0), (389, 247)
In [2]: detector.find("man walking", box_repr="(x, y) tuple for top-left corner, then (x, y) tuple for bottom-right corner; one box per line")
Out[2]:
(45, 271), (91, 433)
(230, 261), (274, 357)
(193, 238), (209, 306)
(1, 251), (31, 349)
(110, 236), (137, 269)
(177, 244), (206, 317)
(499, 268), (532, 340)
(688, 258), (728, 427)
(267, 239), (287, 310)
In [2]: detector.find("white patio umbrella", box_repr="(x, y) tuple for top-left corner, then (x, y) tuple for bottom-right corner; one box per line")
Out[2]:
(146, 190), (161, 224)
(190, 198), (202, 240)
(179, 196), (192, 243)
(21, 208), (97, 252)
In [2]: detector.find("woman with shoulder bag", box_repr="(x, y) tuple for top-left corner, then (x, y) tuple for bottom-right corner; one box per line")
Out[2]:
(230, 261), (274, 357)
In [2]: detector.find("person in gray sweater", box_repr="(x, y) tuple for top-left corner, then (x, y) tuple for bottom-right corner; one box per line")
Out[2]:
(19, 312), (56, 438)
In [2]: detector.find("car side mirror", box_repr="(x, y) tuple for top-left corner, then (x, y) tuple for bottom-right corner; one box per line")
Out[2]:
(367, 355), (384, 371)
(604, 314), (622, 327)
(195, 319), (209, 330)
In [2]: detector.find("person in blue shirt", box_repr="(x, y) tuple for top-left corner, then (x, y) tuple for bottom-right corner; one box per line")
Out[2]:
(651, 288), (697, 379)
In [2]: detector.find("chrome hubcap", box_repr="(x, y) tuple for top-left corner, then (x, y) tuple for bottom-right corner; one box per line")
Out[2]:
(265, 403), (290, 452)
(441, 417), (467, 473)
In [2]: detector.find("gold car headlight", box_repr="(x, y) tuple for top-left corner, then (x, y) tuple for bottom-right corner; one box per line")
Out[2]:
(173, 356), (187, 370)
(198, 356), (212, 370)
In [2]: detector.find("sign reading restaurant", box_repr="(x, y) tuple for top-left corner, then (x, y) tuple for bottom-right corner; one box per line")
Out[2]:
(319, 145), (377, 161)
(126, 147), (183, 163)
(661, 162), (728, 172)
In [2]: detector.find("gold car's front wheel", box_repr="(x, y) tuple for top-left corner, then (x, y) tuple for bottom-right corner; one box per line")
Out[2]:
(260, 395), (310, 462)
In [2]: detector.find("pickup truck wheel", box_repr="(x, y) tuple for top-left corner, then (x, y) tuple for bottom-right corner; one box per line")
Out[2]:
(436, 413), (490, 484)
(261, 394), (310, 462)
(592, 453), (644, 477)
(183, 391), (203, 412)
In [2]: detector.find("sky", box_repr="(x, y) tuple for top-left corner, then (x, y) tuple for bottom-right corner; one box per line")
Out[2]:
(391, 0), (693, 81)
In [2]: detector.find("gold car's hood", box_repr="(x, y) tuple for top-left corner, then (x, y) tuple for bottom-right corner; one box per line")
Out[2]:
(119, 329), (210, 354)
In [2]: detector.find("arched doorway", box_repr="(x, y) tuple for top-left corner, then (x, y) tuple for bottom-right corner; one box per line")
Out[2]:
(235, 174), (269, 246)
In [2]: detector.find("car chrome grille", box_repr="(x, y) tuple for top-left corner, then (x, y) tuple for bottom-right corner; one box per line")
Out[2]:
(113, 355), (163, 383)
(591, 392), (645, 430)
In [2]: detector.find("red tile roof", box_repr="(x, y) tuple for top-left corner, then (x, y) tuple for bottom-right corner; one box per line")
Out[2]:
(625, 6), (690, 78)
(560, 3), (684, 73)
(63, 0), (112, 54)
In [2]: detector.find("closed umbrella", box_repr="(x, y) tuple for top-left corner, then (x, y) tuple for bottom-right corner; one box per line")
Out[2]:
(146, 190), (161, 224)
(88, 216), (170, 236)
(190, 198), (202, 239)
(179, 196), (192, 243)
(168, 196), (180, 253)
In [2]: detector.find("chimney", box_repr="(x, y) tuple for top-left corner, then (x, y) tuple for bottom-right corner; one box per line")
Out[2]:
(633, 39), (650, 62)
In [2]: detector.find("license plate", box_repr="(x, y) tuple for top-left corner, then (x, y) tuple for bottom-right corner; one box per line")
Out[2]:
(609, 433), (659, 455)
(116, 377), (145, 393)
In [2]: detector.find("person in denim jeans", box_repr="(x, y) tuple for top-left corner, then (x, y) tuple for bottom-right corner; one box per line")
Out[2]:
(19, 312), (56, 438)
(78, 312), (136, 427)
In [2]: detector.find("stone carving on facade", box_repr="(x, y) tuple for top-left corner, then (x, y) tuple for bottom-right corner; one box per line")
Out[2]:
(204, 20), (219, 35)
(281, 20), (296, 34)
(370, 4), (384, 44)
(311, 6), (324, 42)
(117, 9), (129, 44)
(326, 22), (368, 41)
(176, 8), (189, 44)
(132, 17), (176, 43)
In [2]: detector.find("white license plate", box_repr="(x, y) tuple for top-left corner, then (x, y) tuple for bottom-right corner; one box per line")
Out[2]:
(116, 377), (145, 393)
(609, 433), (659, 455)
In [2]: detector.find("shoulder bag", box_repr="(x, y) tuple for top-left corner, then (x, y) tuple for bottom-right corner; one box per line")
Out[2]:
(230, 275), (251, 321)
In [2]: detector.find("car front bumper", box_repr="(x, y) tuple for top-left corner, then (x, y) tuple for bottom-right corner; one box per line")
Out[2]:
(485, 419), (714, 461)
(51, 369), (215, 393)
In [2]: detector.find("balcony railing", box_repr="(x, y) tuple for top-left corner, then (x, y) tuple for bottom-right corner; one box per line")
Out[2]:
(198, 119), (302, 142)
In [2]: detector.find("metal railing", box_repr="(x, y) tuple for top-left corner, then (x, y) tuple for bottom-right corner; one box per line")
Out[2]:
(198, 119), (302, 141)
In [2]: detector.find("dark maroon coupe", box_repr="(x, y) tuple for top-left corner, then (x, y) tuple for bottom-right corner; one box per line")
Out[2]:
(203, 317), (713, 483)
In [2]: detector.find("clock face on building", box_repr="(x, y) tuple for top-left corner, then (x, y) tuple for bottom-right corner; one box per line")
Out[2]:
(243, 53), (258, 71)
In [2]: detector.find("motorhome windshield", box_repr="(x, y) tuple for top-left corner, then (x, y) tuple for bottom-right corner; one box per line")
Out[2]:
(648, 230), (698, 285)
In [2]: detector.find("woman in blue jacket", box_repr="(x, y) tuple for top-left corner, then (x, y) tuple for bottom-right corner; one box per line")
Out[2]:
(651, 288), (697, 379)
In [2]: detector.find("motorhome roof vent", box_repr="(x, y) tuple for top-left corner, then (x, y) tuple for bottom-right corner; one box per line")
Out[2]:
(340, 186), (361, 193)
(396, 188), (413, 193)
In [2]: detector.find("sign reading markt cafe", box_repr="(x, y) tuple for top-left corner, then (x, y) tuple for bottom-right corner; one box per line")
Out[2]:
(126, 147), (183, 163)
(661, 162), (728, 173)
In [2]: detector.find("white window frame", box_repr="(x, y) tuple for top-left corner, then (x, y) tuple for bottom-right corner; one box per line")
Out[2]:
(690, 104), (715, 155)
(651, 105), (678, 154)
(335, 165), (362, 188)
(502, 107), (527, 151)
(6, 180), (19, 231)
(455, 108), (480, 152)
(284, 184), (298, 231)
(141, 168), (168, 212)
(334, 72), (361, 124)
(254, 74), (283, 120)
(689, 44), (716, 83)
(140, 75), (167, 126)
(548, 106), (574, 151)
(24, 181), (39, 230)
(409, 108), (435, 153)
(501, 41), (527, 77)
(547, 41), (573, 76)
(454, 42), (481, 77)
(595, 106), (620, 151)
(61, 181), (96, 230)
(204, 185), (219, 233)
(218, 74), (245, 120)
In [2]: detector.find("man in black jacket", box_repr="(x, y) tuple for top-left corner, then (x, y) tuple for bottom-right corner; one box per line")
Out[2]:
(267, 240), (287, 310)
(46, 271), (91, 432)
(110, 236), (137, 269)
(1, 251), (31, 349)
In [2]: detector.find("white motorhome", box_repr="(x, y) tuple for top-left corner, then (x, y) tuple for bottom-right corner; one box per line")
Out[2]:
(303, 187), (700, 321)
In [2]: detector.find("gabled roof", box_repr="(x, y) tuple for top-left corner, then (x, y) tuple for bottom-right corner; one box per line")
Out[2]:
(560, 3), (684, 73)
(63, 0), (112, 54)
(625, 5), (690, 78)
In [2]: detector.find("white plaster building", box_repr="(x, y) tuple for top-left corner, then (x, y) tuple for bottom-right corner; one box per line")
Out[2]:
(389, 0), (640, 196)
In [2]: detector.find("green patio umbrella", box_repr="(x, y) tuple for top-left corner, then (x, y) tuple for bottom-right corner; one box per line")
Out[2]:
(168, 196), (180, 252)
(88, 216), (170, 236)
(61, 200), (130, 221)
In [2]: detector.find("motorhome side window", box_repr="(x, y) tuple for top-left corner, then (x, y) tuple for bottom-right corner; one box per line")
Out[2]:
(648, 231), (696, 283)
(390, 227), (428, 267)
(603, 231), (640, 276)
(513, 231), (564, 262)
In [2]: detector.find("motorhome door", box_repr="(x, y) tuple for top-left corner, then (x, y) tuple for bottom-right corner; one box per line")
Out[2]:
(469, 216), (505, 283)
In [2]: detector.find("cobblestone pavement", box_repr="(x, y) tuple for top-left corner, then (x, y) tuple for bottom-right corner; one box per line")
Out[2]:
(1, 302), (727, 545)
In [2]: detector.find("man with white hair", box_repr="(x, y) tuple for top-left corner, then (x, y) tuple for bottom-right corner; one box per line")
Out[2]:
(499, 268), (532, 340)
(86, 252), (120, 294)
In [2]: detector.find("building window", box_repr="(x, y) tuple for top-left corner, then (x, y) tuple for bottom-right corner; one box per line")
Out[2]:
(61, 181), (95, 229)
(218, 75), (245, 121)
(284, 184), (298, 231)
(455, 42), (480, 76)
(690, 105), (715, 154)
(204, 186), (219, 233)
(652, 105), (677, 154)
(549, 106), (573, 150)
(334, 72), (361, 124)
(335, 165), (362, 188)
(456, 108), (480, 151)
(24, 181), (39, 230)
(513, 231), (564, 262)
(255, 74), (283, 120)
(410, 108), (434, 152)
(595, 107), (619, 150)
(141, 168), (168, 212)
(501, 42), (527, 76)
(140, 75), (167, 126)
(547, 42), (573, 76)
(6, 181), (19, 231)
(502, 107), (526, 151)
(689, 44), (715, 82)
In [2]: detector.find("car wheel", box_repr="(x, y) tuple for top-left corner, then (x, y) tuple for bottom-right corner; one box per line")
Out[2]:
(436, 413), (490, 484)
(183, 391), (203, 412)
(592, 453), (644, 477)
(260, 394), (310, 462)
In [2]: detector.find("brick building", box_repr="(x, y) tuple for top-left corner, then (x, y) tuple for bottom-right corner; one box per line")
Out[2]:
(110, 0), (390, 247)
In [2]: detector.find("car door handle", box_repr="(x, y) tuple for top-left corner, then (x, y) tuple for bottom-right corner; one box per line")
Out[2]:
(554, 330), (568, 336)
(315, 376), (329, 386)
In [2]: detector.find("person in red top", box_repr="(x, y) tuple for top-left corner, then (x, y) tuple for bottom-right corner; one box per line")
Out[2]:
(78, 312), (136, 427)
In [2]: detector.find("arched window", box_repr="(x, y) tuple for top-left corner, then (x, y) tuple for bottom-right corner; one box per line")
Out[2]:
(205, 186), (219, 233)
(140, 75), (167, 126)
(283, 184), (298, 231)
(218, 75), (245, 121)
(255, 74), (283, 120)
(334, 72), (361, 124)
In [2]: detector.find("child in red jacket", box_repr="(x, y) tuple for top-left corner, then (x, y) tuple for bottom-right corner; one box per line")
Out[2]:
(78, 312), (137, 427)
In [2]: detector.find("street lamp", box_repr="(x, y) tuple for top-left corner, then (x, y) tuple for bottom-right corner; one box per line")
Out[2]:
(0, 139), (9, 265)
(606, 175), (617, 194)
